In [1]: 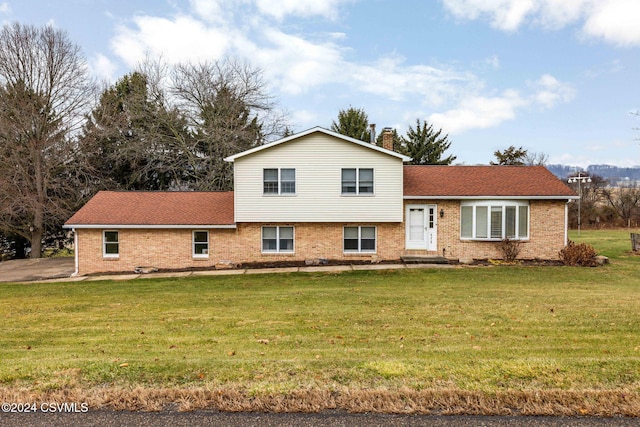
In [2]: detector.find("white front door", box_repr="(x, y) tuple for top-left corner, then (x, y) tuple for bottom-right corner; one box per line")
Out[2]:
(406, 205), (437, 251)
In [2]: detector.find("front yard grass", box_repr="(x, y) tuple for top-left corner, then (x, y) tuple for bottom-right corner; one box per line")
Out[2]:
(0, 229), (639, 415)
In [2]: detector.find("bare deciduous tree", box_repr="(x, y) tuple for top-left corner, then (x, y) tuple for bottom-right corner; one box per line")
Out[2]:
(170, 59), (285, 190)
(604, 183), (640, 228)
(0, 23), (94, 257)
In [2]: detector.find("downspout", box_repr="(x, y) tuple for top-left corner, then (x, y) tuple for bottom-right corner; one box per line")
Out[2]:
(564, 200), (570, 245)
(72, 228), (79, 277)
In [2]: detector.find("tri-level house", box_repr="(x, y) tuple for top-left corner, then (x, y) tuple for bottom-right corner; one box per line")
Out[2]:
(64, 127), (577, 275)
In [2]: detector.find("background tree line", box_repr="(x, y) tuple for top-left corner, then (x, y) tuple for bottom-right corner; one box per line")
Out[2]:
(0, 23), (637, 259)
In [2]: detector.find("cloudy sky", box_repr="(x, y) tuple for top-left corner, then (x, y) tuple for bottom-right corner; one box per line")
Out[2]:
(3, 0), (640, 166)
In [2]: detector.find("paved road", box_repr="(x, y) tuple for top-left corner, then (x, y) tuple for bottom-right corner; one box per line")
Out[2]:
(0, 411), (637, 427)
(0, 257), (75, 283)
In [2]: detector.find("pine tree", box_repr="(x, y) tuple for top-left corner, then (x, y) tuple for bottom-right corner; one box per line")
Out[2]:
(402, 119), (456, 165)
(330, 107), (370, 142)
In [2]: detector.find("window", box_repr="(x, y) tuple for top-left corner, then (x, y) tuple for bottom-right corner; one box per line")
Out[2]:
(343, 226), (376, 253)
(103, 230), (119, 257)
(460, 201), (529, 240)
(193, 231), (209, 258)
(263, 168), (295, 195)
(342, 168), (374, 195)
(262, 226), (294, 253)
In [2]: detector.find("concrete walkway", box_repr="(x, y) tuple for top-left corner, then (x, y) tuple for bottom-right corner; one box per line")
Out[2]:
(0, 258), (455, 284)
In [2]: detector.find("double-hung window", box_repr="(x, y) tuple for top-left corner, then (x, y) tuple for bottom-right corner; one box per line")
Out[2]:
(343, 226), (376, 253)
(193, 231), (209, 258)
(342, 168), (373, 195)
(262, 226), (294, 253)
(263, 168), (295, 195)
(103, 230), (119, 257)
(461, 201), (529, 240)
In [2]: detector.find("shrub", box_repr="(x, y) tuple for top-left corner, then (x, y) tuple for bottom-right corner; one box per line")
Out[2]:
(499, 238), (522, 262)
(559, 240), (598, 267)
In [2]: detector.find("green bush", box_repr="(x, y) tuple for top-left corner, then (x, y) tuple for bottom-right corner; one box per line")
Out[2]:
(559, 240), (598, 267)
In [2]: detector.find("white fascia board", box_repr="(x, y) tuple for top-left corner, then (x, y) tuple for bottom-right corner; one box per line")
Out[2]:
(224, 126), (412, 162)
(403, 195), (580, 200)
(63, 224), (237, 229)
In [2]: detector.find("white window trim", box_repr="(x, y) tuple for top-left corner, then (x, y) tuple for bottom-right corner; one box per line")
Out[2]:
(192, 230), (209, 258)
(341, 168), (375, 196)
(263, 168), (296, 196)
(343, 226), (377, 254)
(261, 226), (295, 254)
(460, 200), (530, 241)
(102, 230), (119, 258)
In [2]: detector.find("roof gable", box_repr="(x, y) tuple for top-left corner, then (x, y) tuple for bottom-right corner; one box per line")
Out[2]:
(224, 126), (411, 162)
(403, 165), (578, 199)
(64, 191), (234, 227)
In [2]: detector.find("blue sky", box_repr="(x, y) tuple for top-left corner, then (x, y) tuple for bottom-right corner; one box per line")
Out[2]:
(3, 0), (640, 166)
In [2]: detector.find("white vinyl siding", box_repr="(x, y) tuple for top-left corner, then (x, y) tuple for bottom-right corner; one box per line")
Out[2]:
(233, 133), (404, 222)
(461, 201), (529, 240)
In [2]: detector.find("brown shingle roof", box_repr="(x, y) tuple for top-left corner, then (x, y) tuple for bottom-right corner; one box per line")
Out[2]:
(64, 191), (235, 227)
(403, 165), (577, 198)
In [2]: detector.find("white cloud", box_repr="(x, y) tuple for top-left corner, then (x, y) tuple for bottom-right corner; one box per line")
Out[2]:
(429, 89), (526, 134)
(529, 74), (575, 108)
(583, 0), (640, 46)
(111, 15), (231, 67)
(428, 73), (574, 134)
(348, 55), (477, 106)
(250, 28), (346, 95)
(90, 53), (118, 82)
(0, 2), (10, 14)
(254, 0), (348, 21)
(441, 0), (640, 46)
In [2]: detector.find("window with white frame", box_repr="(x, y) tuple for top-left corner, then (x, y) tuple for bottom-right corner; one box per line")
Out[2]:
(460, 201), (529, 240)
(343, 226), (376, 253)
(103, 230), (119, 257)
(341, 168), (374, 195)
(193, 230), (209, 257)
(262, 226), (294, 253)
(263, 168), (295, 195)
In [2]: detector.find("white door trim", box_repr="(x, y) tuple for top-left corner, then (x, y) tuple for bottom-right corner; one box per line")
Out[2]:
(405, 204), (437, 251)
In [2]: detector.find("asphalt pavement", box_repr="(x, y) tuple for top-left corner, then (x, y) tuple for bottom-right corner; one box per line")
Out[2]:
(1, 411), (637, 427)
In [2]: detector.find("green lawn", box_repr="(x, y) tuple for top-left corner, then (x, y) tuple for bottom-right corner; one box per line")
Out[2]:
(1, 229), (639, 414)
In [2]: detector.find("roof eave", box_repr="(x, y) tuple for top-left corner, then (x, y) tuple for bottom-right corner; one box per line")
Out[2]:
(224, 126), (412, 162)
(64, 224), (237, 229)
(403, 195), (579, 200)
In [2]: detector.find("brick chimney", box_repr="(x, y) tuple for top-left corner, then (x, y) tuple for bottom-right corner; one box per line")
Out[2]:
(382, 127), (394, 151)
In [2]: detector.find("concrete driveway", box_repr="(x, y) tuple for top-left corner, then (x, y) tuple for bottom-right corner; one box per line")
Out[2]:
(0, 257), (75, 283)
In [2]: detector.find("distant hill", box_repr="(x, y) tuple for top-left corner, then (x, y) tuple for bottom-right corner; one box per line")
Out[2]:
(547, 164), (640, 185)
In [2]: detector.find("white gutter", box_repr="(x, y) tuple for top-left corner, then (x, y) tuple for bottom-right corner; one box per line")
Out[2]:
(404, 195), (580, 200)
(63, 224), (237, 229)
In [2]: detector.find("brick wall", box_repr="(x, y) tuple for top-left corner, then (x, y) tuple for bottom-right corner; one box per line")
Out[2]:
(75, 199), (567, 275)
(404, 199), (567, 261)
(76, 223), (406, 275)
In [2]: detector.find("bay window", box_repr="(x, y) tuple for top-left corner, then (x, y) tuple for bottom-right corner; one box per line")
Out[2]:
(461, 201), (529, 240)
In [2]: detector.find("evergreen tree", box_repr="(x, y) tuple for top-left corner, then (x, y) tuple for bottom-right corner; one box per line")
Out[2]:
(330, 107), (370, 142)
(491, 146), (527, 165)
(402, 119), (456, 165)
